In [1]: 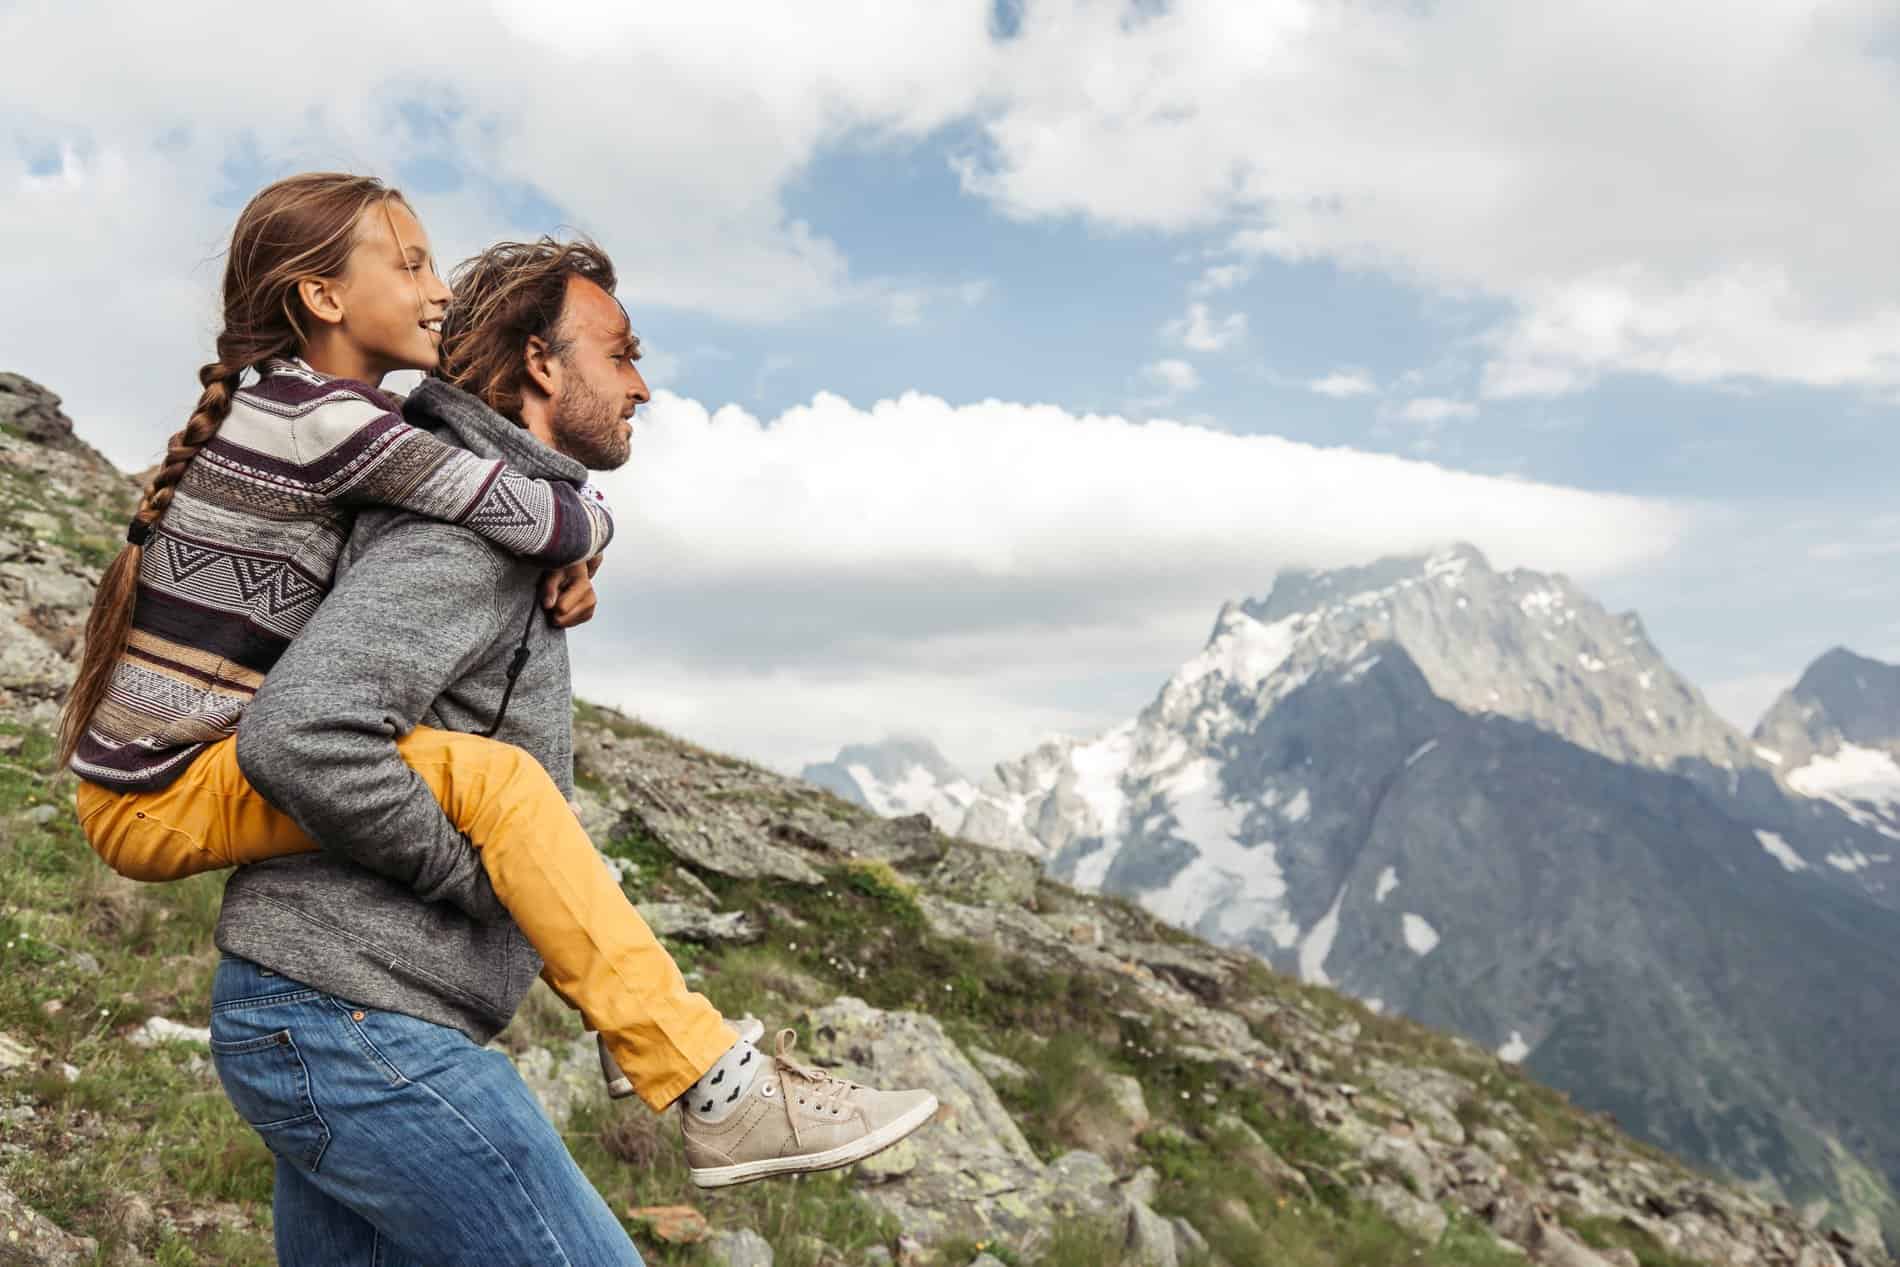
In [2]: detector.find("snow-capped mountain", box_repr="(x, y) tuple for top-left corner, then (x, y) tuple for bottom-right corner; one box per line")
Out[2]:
(800, 738), (980, 827)
(824, 546), (1900, 1230)
(1757, 647), (1900, 842)
(956, 544), (1892, 902)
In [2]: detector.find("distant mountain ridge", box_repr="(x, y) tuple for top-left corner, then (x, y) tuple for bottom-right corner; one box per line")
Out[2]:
(800, 737), (979, 826)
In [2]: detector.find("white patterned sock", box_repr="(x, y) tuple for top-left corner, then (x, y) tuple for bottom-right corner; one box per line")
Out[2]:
(684, 1034), (762, 1124)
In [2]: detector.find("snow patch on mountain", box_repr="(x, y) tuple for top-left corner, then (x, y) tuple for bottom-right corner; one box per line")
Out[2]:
(1299, 884), (1348, 986)
(1401, 913), (1441, 956)
(1375, 867), (1399, 904)
(1789, 744), (1900, 807)
(1755, 831), (1807, 873)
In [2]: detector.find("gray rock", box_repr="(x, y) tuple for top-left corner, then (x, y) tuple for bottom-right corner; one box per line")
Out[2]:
(1364, 1131), (1437, 1199)
(0, 1179), (100, 1265)
(799, 998), (1045, 1246)
(1363, 1179), (1448, 1244)
(854, 1138), (918, 1184)
(1124, 1200), (1179, 1267)
(1474, 1126), (1520, 1161)
(705, 1226), (774, 1267)
(1118, 1166), (1160, 1207)
(1169, 1216), (1210, 1264)
(0, 1032), (35, 1075)
(923, 840), (1040, 908)
(506, 1035), (601, 1128)
(636, 901), (762, 945)
(129, 1017), (211, 1048)
(1528, 1214), (1618, 1267)
(963, 1045), (1028, 1085)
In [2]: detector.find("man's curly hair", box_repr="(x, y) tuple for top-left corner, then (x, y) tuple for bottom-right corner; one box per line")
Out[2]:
(436, 237), (620, 422)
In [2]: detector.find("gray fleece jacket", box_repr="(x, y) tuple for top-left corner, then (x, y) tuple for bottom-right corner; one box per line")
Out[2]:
(217, 378), (586, 1041)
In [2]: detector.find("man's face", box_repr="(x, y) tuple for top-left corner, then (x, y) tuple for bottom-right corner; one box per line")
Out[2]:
(547, 277), (646, 471)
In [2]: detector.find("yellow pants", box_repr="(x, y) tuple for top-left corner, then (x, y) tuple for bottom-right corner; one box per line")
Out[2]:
(73, 727), (733, 1110)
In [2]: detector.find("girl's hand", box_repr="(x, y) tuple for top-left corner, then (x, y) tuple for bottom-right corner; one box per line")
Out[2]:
(542, 556), (603, 628)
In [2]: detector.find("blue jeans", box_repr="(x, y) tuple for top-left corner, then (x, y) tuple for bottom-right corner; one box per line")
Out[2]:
(208, 956), (643, 1267)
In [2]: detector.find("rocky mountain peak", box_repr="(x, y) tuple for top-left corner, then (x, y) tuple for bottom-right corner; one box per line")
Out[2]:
(1756, 648), (1900, 839)
(1758, 647), (1900, 756)
(1066, 545), (1748, 827)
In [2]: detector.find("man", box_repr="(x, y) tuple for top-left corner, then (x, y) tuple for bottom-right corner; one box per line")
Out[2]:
(213, 239), (934, 1265)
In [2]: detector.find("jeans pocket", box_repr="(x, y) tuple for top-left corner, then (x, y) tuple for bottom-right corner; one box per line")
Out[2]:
(209, 1029), (331, 1173)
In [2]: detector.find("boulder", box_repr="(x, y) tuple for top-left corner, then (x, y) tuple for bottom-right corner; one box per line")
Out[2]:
(1527, 1214), (1619, 1267)
(799, 997), (1045, 1245)
(921, 841), (1039, 908)
(1124, 1199), (1180, 1267)
(507, 1035), (601, 1128)
(704, 1227), (774, 1267)
(0, 1180), (100, 1266)
(129, 1017), (211, 1048)
(637, 901), (763, 945)
(0, 1033), (35, 1075)
(1363, 1179), (1448, 1244)
(1365, 1060), (1469, 1146)
(1365, 1130), (1437, 1200)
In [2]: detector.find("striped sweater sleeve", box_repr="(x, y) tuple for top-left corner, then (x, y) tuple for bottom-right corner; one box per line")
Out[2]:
(305, 405), (614, 566)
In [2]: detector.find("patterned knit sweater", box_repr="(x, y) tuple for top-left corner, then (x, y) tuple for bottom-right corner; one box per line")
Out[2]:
(72, 359), (613, 792)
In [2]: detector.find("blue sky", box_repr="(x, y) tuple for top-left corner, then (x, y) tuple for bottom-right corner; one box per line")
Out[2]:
(6, 0), (1899, 771)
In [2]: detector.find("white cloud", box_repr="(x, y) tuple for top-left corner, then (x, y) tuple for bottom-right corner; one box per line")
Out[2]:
(1163, 302), (1248, 352)
(0, 0), (1000, 467)
(1141, 358), (1202, 395)
(961, 0), (1900, 395)
(1310, 371), (1378, 398)
(878, 278), (995, 328)
(575, 388), (1688, 767)
(1396, 397), (1478, 424)
(1191, 263), (1252, 296)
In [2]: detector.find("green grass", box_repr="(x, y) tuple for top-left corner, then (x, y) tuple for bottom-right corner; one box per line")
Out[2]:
(1561, 1213), (1706, 1267)
(0, 727), (275, 1263)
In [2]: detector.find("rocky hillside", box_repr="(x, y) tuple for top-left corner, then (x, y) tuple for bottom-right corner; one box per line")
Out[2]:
(0, 373), (1891, 1267)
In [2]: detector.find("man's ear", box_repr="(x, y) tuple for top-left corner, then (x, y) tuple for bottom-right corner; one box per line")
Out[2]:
(296, 276), (347, 328)
(523, 334), (561, 399)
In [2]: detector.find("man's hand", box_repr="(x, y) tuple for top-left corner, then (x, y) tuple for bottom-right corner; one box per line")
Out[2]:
(541, 555), (603, 628)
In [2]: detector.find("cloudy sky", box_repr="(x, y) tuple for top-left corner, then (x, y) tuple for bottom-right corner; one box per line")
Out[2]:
(7, 0), (1898, 774)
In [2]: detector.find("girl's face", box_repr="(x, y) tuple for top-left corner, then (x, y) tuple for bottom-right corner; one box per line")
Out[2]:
(327, 199), (452, 380)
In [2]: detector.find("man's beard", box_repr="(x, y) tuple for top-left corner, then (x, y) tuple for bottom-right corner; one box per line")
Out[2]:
(550, 370), (630, 470)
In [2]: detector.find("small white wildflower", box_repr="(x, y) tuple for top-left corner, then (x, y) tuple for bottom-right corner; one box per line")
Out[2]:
(787, 942), (797, 951)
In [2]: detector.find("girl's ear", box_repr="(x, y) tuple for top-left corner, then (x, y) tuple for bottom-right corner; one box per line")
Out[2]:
(297, 276), (347, 328)
(523, 334), (561, 399)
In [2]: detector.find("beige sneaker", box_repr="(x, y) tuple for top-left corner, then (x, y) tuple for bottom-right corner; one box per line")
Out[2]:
(682, 1029), (939, 1189)
(598, 1016), (765, 1101)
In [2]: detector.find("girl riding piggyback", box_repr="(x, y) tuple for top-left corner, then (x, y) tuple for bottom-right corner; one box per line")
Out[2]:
(58, 172), (940, 1192)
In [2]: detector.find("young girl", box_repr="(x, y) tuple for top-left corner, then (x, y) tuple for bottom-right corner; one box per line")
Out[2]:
(61, 172), (936, 1187)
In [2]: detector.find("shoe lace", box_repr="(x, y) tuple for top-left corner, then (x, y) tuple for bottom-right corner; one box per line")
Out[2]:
(771, 1028), (856, 1148)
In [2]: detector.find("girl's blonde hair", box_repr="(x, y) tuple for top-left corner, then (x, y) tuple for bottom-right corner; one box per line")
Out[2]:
(58, 172), (408, 765)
